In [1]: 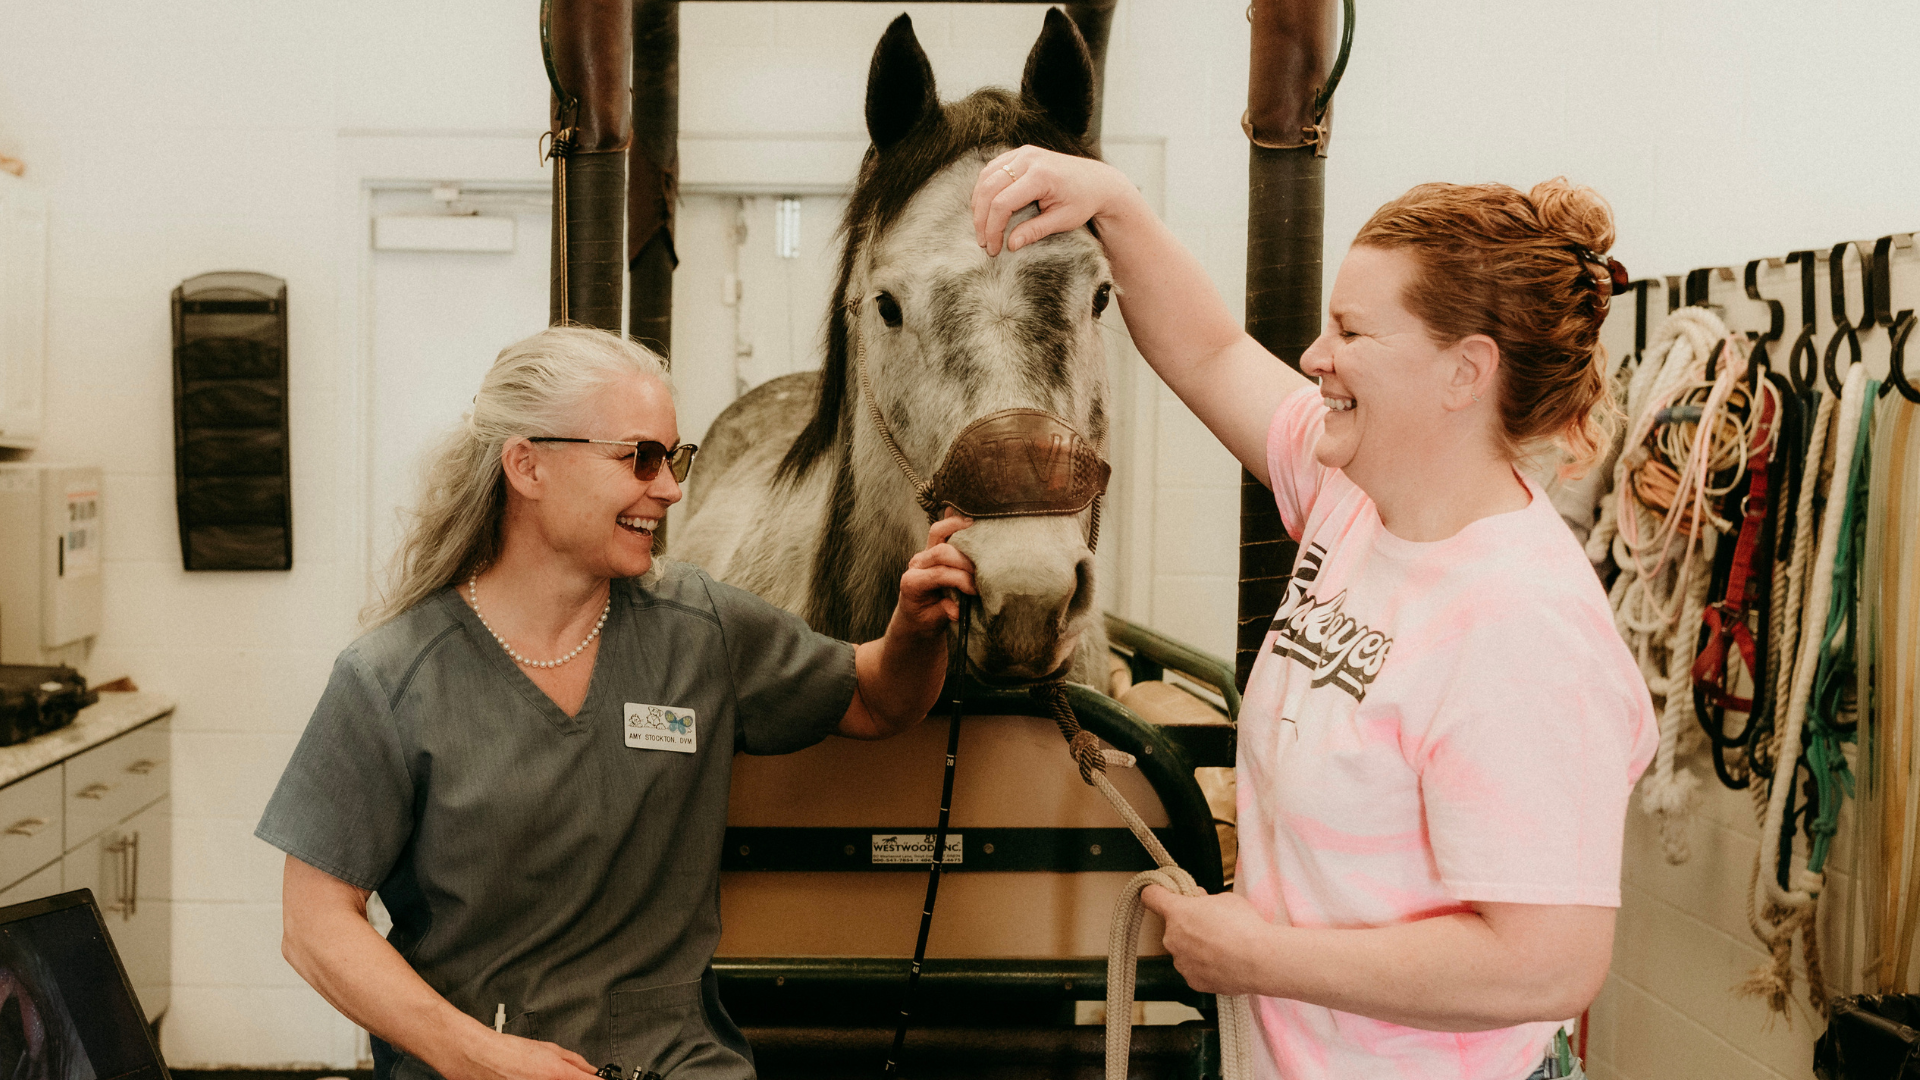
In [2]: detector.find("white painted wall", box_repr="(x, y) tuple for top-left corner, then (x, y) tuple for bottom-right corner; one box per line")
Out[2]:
(0, 0), (1914, 1069)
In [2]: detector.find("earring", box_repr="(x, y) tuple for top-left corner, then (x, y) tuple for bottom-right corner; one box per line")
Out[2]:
(1471, 392), (1482, 403)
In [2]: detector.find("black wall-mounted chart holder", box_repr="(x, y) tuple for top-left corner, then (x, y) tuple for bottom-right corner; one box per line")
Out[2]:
(170, 272), (292, 570)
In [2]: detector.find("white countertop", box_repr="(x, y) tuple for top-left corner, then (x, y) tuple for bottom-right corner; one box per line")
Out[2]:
(0, 691), (175, 788)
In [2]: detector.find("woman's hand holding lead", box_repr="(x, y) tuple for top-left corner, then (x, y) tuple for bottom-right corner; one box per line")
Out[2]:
(971, 146), (1135, 256)
(895, 514), (977, 638)
(1141, 885), (1277, 997)
(842, 514), (977, 739)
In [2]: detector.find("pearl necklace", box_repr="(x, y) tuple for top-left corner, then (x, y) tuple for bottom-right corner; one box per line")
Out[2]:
(468, 577), (609, 669)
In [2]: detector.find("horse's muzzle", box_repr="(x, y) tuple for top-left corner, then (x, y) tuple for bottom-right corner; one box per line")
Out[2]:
(950, 517), (1095, 682)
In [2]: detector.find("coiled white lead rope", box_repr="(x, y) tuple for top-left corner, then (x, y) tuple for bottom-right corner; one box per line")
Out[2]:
(1600, 309), (1742, 862)
(1083, 753), (1256, 1080)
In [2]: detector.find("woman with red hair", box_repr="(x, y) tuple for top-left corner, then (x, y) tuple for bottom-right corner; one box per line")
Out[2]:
(972, 152), (1656, 1080)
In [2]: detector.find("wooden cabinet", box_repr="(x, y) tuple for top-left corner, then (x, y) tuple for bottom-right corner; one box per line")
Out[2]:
(0, 766), (63, 889)
(0, 860), (59, 905)
(67, 794), (171, 1019)
(0, 703), (172, 1023)
(0, 170), (47, 449)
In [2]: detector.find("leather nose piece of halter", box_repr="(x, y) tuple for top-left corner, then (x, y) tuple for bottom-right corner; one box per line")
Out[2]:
(928, 409), (1111, 519)
(847, 294), (1109, 528)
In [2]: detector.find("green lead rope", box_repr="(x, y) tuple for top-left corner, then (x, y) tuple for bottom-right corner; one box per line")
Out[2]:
(1806, 379), (1879, 873)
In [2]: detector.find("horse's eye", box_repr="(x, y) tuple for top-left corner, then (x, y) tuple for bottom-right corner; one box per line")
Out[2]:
(1092, 283), (1112, 319)
(875, 292), (904, 328)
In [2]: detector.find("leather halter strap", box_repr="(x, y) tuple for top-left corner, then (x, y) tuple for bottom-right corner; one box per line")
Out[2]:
(850, 301), (942, 515)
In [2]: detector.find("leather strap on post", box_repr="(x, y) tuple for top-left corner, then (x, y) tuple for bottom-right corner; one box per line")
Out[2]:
(1243, 0), (1350, 155)
(542, 0), (633, 331)
(542, 0), (634, 155)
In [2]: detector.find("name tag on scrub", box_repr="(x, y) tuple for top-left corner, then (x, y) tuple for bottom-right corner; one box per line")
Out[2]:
(625, 703), (697, 754)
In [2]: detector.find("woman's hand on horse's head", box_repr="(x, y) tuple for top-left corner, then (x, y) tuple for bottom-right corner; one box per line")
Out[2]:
(973, 146), (1129, 257)
(899, 513), (978, 631)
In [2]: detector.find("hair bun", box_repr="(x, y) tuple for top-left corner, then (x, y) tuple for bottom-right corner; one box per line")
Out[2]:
(1529, 176), (1615, 256)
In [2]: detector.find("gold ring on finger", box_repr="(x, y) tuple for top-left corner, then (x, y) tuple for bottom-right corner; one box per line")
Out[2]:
(1002, 164), (1019, 180)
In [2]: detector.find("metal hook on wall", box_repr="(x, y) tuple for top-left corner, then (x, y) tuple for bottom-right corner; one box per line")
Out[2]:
(1744, 258), (1787, 344)
(1703, 337), (1728, 381)
(1880, 236), (1919, 403)
(1684, 265), (1735, 310)
(1869, 234), (1907, 329)
(1824, 241), (1876, 396)
(1885, 311), (1920, 404)
(1743, 259), (1786, 388)
(1830, 240), (1877, 333)
(1784, 250), (1820, 396)
(1625, 279), (1656, 362)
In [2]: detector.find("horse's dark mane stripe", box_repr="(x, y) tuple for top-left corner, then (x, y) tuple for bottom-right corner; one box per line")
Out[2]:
(773, 87), (1097, 485)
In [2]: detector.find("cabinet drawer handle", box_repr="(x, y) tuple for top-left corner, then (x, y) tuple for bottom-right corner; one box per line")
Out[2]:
(126, 759), (160, 776)
(104, 832), (140, 920)
(4, 817), (47, 837)
(75, 782), (112, 800)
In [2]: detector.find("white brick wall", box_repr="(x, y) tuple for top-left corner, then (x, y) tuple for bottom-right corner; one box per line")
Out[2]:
(1587, 771), (1861, 1080)
(1, 0), (1917, 1068)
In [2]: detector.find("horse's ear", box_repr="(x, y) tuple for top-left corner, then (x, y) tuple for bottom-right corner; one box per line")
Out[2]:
(1020, 8), (1095, 141)
(866, 14), (939, 153)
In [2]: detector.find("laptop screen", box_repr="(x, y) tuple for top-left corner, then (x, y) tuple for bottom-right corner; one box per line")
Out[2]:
(0, 890), (166, 1080)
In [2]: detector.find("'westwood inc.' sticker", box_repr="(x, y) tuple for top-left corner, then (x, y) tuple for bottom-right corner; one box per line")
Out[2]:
(871, 833), (962, 865)
(625, 703), (697, 754)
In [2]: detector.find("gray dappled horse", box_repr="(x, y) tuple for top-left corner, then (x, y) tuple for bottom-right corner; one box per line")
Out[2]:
(676, 11), (1117, 686)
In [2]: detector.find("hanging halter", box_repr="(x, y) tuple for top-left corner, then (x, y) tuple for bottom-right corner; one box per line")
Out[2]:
(847, 295), (1111, 551)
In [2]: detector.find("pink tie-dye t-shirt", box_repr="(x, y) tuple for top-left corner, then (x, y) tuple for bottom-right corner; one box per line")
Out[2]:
(1238, 387), (1656, 1080)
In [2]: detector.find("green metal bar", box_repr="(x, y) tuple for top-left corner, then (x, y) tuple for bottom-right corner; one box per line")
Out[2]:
(934, 684), (1223, 894)
(1104, 612), (1242, 720)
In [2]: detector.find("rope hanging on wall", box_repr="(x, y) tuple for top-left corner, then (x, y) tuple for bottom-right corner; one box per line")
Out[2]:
(1740, 363), (1872, 1019)
(1590, 308), (1753, 863)
(1587, 294), (1920, 1018)
(1581, 232), (1920, 1021)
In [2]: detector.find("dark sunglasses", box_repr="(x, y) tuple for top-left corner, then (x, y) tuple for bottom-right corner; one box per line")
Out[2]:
(526, 437), (699, 482)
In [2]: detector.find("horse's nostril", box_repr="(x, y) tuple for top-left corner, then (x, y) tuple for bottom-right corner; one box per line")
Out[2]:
(1065, 554), (1095, 621)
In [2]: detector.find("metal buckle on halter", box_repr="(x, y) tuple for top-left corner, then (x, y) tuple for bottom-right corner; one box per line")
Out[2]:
(928, 409), (1111, 519)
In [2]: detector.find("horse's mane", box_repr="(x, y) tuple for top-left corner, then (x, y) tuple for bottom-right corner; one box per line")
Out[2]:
(774, 87), (1098, 484)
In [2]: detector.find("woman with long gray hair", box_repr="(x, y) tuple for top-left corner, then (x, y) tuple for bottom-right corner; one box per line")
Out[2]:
(257, 326), (974, 1080)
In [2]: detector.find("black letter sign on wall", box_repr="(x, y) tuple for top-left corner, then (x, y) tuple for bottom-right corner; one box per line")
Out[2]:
(170, 272), (292, 571)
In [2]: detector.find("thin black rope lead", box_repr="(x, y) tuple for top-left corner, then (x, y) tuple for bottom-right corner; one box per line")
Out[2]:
(1311, 0), (1356, 121)
(884, 594), (970, 1078)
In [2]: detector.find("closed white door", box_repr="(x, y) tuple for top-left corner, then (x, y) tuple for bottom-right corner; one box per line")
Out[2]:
(366, 188), (552, 588)
(670, 194), (845, 449)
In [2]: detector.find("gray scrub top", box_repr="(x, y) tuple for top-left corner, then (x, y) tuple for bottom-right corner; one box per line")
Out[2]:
(255, 562), (857, 1080)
